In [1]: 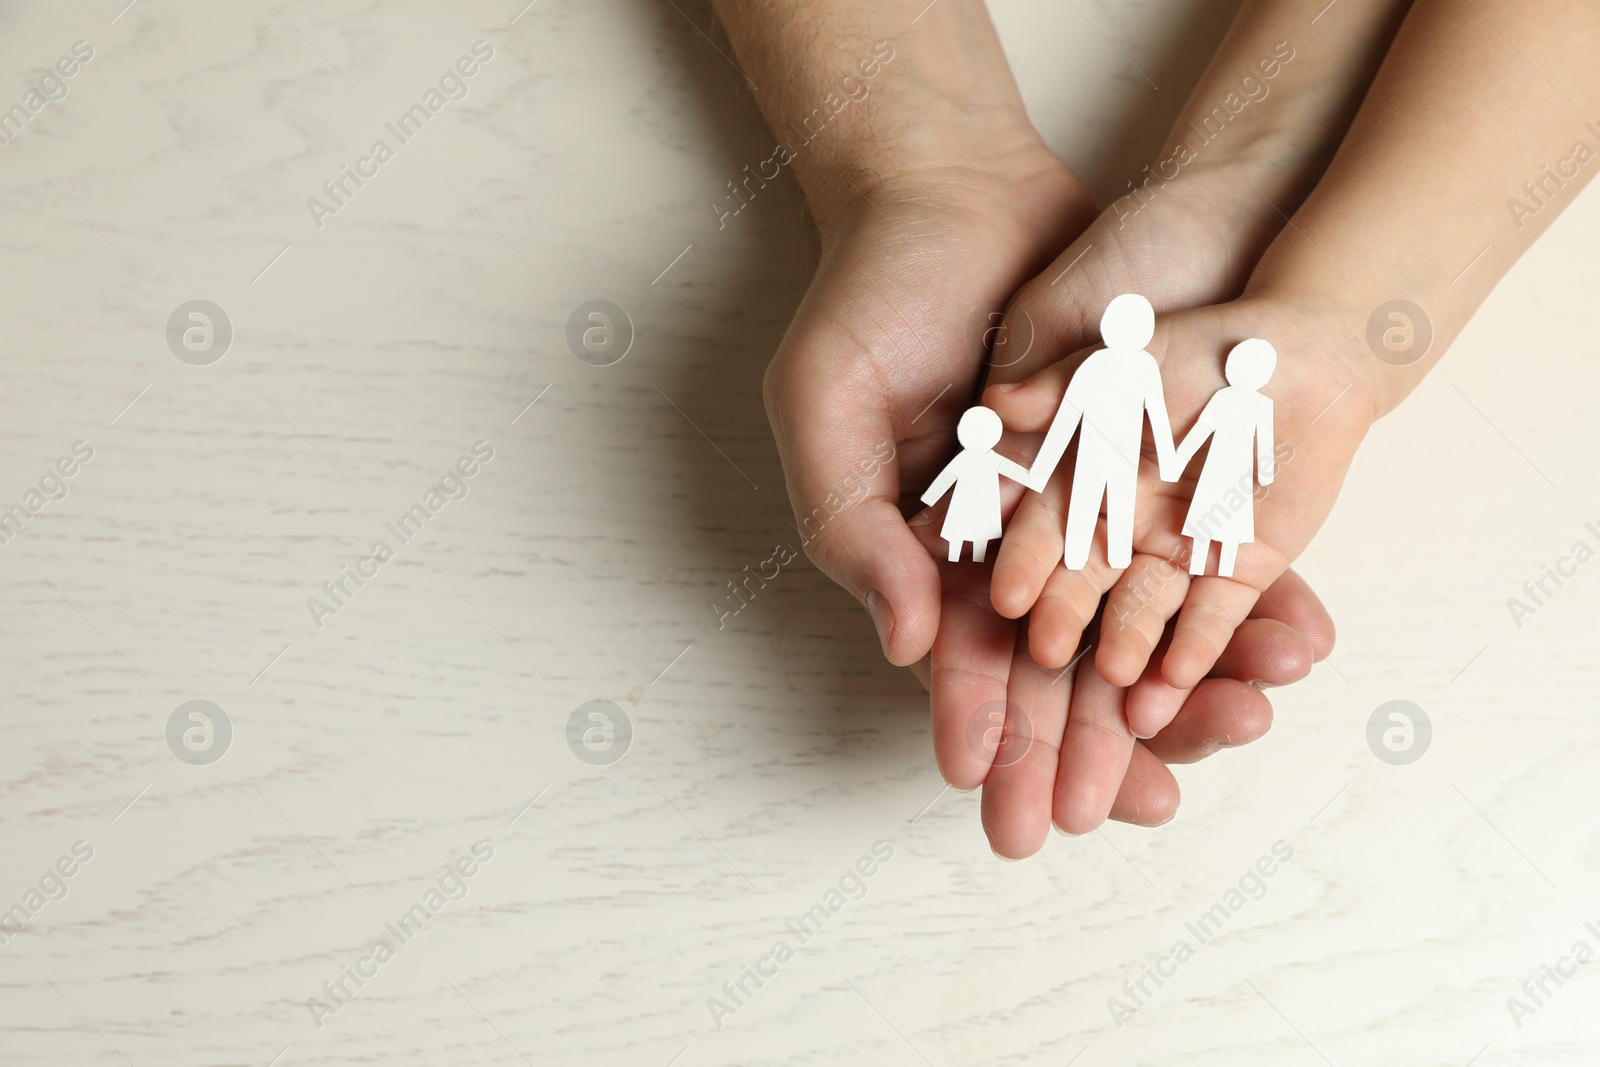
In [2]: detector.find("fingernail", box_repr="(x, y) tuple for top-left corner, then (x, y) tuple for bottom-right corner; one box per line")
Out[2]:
(1127, 691), (1181, 739)
(1052, 822), (1084, 838)
(993, 382), (1021, 393)
(992, 849), (1021, 862)
(866, 589), (894, 657)
(907, 508), (935, 527)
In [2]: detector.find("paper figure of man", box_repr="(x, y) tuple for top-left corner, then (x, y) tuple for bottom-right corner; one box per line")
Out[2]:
(1025, 293), (1176, 570)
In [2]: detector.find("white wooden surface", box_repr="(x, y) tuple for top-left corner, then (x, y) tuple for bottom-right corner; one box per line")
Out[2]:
(2, 2), (1599, 1064)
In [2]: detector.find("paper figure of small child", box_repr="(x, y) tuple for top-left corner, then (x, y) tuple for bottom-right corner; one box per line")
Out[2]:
(922, 406), (1030, 563)
(1167, 337), (1276, 578)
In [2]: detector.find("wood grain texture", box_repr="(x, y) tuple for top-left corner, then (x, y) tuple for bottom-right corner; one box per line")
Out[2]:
(1, 1), (1598, 1064)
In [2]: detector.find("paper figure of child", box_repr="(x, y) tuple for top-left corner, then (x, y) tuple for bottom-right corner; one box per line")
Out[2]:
(1167, 337), (1276, 577)
(1025, 293), (1177, 570)
(922, 406), (1030, 563)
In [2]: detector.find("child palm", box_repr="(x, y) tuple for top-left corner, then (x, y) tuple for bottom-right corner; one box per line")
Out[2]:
(926, 181), (1339, 854)
(985, 297), (1373, 738)
(1171, 337), (1278, 579)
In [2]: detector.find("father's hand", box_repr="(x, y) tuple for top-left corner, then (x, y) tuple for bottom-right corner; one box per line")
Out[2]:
(715, 0), (1097, 664)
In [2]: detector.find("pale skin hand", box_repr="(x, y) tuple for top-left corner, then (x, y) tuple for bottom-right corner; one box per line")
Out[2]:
(713, 0), (1096, 664)
(932, 0), (1412, 853)
(989, 0), (1600, 775)
(710, 0), (1344, 832)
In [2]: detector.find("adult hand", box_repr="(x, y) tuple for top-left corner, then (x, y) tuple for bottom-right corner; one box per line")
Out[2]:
(719, 0), (1100, 667)
(715, 0), (1398, 849)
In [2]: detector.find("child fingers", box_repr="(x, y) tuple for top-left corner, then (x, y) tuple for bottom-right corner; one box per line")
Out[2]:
(1161, 578), (1262, 691)
(1125, 626), (1190, 740)
(1107, 743), (1180, 827)
(1029, 555), (1118, 670)
(980, 622), (1074, 859)
(1052, 662), (1136, 835)
(1096, 553), (1191, 688)
(991, 483), (1067, 618)
(1140, 678), (1273, 765)
(1126, 613), (1307, 739)
(928, 567), (1019, 791)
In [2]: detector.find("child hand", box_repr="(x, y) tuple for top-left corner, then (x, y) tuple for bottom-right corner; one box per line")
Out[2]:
(913, 124), (1362, 843)
(906, 0), (1406, 847)
(985, 296), (1376, 737)
(914, 178), (1350, 847)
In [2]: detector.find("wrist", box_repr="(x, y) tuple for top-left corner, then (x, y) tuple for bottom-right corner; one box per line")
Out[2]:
(1245, 233), (1475, 418)
(1225, 289), (1386, 427)
(799, 110), (1066, 246)
(710, 1), (1051, 246)
(1133, 14), (1400, 264)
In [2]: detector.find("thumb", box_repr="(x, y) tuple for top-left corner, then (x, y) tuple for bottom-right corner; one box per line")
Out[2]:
(766, 364), (942, 667)
(795, 492), (940, 666)
(981, 356), (1080, 433)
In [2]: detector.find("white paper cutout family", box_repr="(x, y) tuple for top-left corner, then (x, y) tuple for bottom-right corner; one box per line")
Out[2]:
(922, 294), (1275, 578)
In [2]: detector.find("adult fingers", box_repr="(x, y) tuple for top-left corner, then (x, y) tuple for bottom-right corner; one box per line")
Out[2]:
(927, 562), (1019, 791)
(1212, 618), (1316, 687)
(1108, 743), (1181, 827)
(980, 621), (1073, 859)
(1250, 566), (1336, 661)
(1139, 678), (1274, 765)
(1053, 661), (1136, 835)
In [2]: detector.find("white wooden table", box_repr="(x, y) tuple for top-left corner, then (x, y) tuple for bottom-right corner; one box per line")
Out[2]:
(2, 2), (1598, 1064)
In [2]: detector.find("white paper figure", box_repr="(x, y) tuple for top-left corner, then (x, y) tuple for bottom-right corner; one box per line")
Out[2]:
(922, 406), (1030, 563)
(1167, 338), (1276, 578)
(1025, 294), (1176, 570)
